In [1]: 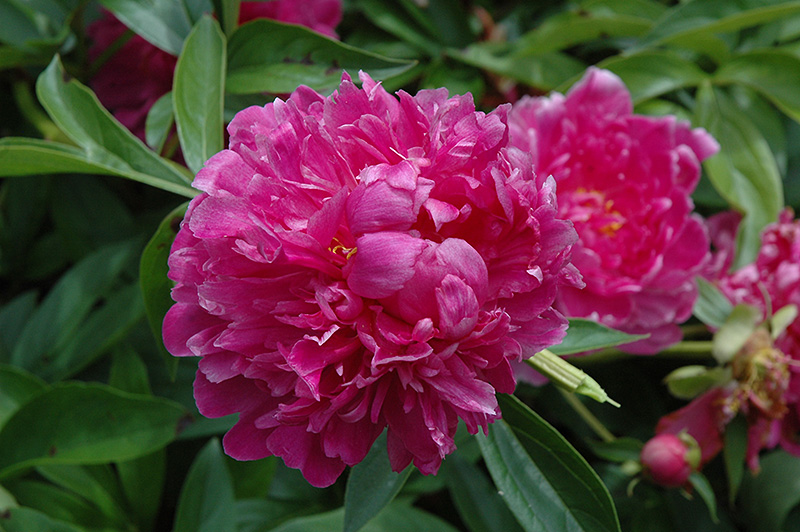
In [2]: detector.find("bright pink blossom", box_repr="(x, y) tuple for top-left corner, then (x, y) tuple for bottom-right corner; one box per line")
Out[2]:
(664, 209), (800, 470)
(640, 433), (700, 488)
(163, 73), (581, 487)
(508, 68), (719, 354)
(88, 0), (342, 140)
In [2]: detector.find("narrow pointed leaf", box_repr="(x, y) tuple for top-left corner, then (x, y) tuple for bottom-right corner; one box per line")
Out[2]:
(0, 364), (47, 430)
(549, 319), (648, 356)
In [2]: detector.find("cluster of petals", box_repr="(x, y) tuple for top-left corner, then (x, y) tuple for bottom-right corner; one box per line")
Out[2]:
(508, 67), (719, 354)
(87, 0), (342, 140)
(163, 72), (581, 486)
(657, 210), (800, 471)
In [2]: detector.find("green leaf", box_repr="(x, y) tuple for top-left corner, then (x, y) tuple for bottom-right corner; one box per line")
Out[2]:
(34, 465), (127, 525)
(116, 450), (165, 532)
(715, 49), (800, 125)
(35, 56), (195, 195)
(549, 319), (648, 356)
(226, 19), (416, 94)
(0, 138), (196, 197)
(641, 0), (800, 49)
(0, 291), (39, 361)
(273, 502), (460, 532)
(10, 241), (136, 375)
(478, 394), (620, 532)
(344, 432), (413, 532)
(0, 506), (88, 532)
(213, 0), (240, 37)
(594, 51), (707, 104)
(0, 382), (186, 479)
(140, 202), (189, 379)
(664, 365), (730, 400)
(359, 0), (441, 53)
(693, 277), (734, 329)
(695, 84), (783, 267)
(99, 0), (194, 54)
(7, 479), (118, 529)
(174, 15), (226, 174)
(173, 438), (236, 532)
(0, 364), (47, 430)
(588, 437), (643, 463)
(738, 450), (800, 532)
(145, 91), (174, 153)
(398, 0), (473, 48)
(712, 304), (762, 364)
(236, 498), (317, 532)
(723, 415), (747, 506)
(441, 452), (524, 532)
(451, 43), (586, 91)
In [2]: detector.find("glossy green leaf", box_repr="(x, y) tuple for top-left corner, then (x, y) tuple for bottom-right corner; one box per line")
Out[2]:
(441, 452), (523, 532)
(715, 49), (800, 124)
(0, 483), (17, 511)
(145, 91), (174, 153)
(344, 432), (413, 532)
(664, 365), (730, 400)
(398, 0), (473, 48)
(7, 479), (119, 529)
(549, 319), (648, 356)
(213, 0), (240, 37)
(173, 438), (236, 532)
(273, 502), (460, 532)
(695, 84), (783, 267)
(723, 415), (747, 506)
(116, 449), (165, 532)
(35, 56), (195, 195)
(0, 364), (47, 430)
(359, 0), (441, 53)
(595, 51), (707, 104)
(0, 506), (88, 532)
(451, 43), (585, 91)
(226, 456), (276, 500)
(236, 498), (317, 532)
(694, 277), (734, 329)
(588, 437), (643, 463)
(712, 304), (762, 364)
(140, 202), (189, 379)
(478, 394), (620, 532)
(641, 0), (800, 49)
(0, 291), (39, 362)
(35, 465), (127, 524)
(0, 382), (186, 478)
(0, 138), (195, 197)
(10, 242), (136, 374)
(174, 15), (226, 174)
(738, 450), (800, 532)
(226, 19), (416, 94)
(99, 0), (197, 54)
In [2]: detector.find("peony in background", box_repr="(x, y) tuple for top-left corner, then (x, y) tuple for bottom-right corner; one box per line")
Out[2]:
(3, 1), (800, 531)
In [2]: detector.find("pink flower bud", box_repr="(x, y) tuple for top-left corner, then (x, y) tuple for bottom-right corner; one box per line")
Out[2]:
(640, 433), (700, 487)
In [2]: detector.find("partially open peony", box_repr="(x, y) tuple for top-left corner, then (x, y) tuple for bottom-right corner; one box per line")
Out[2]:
(88, 0), (343, 141)
(509, 68), (719, 354)
(163, 72), (581, 487)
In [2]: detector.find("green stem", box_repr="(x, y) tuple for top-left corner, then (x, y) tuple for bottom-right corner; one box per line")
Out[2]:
(558, 388), (616, 443)
(570, 341), (715, 365)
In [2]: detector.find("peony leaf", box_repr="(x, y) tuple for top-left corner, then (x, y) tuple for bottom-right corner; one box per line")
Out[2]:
(587, 437), (644, 463)
(478, 394), (620, 532)
(441, 452), (524, 532)
(0, 382), (187, 479)
(359, 0), (441, 53)
(34, 56), (196, 196)
(226, 19), (416, 94)
(173, 438), (236, 532)
(0, 292), (38, 362)
(34, 464), (128, 525)
(712, 304), (762, 364)
(273, 502), (460, 532)
(664, 365), (730, 400)
(738, 450), (800, 532)
(10, 241), (137, 378)
(145, 91), (174, 154)
(723, 415), (747, 506)
(695, 83), (783, 267)
(140, 202), (189, 380)
(0, 138), (196, 197)
(549, 318), (648, 356)
(0, 364), (47, 431)
(343, 432), (413, 532)
(694, 277), (734, 329)
(594, 50), (707, 104)
(212, 0), (241, 37)
(688, 472), (719, 524)
(0, 506), (88, 532)
(715, 49), (800, 125)
(173, 15), (226, 175)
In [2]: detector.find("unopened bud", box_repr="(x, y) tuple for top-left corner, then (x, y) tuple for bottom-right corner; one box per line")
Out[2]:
(640, 433), (700, 487)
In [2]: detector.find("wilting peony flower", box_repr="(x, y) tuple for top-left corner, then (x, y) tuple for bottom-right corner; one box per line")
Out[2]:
(663, 209), (800, 471)
(163, 72), (581, 487)
(508, 67), (719, 354)
(640, 432), (700, 488)
(88, 0), (342, 140)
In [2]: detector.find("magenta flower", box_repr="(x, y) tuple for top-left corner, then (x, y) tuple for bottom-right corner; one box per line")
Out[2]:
(88, 0), (343, 140)
(640, 433), (700, 488)
(665, 209), (800, 471)
(163, 73), (581, 487)
(508, 68), (719, 353)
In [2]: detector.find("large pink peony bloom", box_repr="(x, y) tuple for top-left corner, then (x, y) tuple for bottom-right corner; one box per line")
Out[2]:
(662, 209), (800, 471)
(88, 0), (342, 140)
(508, 68), (719, 354)
(163, 73), (581, 487)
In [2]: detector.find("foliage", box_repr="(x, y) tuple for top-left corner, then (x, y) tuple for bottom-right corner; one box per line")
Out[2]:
(2, 1), (800, 531)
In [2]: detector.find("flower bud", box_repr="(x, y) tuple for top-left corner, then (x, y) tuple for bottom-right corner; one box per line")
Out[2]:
(640, 433), (700, 487)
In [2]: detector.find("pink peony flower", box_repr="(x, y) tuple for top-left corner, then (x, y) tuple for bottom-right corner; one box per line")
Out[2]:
(640, 433), (700, 488)
(669, 209), (800, 471)
(508, 67), (719, 354)
(88, 0), (343, 140)
(163, 72), (581, 487)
